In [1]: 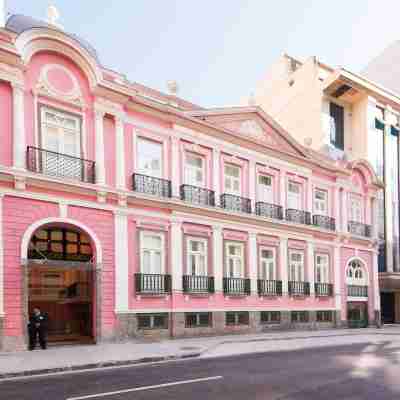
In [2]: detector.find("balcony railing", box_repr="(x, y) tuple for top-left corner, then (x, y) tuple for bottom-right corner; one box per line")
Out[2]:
(286, 209), (311, 225)
(257, 279), (282, 296)
(348, 221), (372, 238)
(288, 281), (310, 296)
(27, 146), (95, 183)
(132, 173), (172, 198)
(220, 193), (252, 214)
(313, 215), (335, 231)
(223, 277), (251, 295)
(255, 202), (283, 220)
(182, 275), (214, 293)
(314, 282), (333, 297)
(347, 285), (368, 297)
(180, 185), (215, 207)
(134, 273), (171, 294)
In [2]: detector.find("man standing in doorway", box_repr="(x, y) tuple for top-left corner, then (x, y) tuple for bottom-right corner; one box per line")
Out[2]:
(28, 307), (48, 350)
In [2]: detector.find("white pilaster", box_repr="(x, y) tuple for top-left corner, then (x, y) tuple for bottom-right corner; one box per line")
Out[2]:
(279, 237), (288, 295)
(333, 245), (341, 311)
(249, 160), (256, 210)
(341, 188), (348, 234)
(114, 211), (129, 312)
(115, 115), (126, 190)
(372, 249), (381, 314)
(213, 225), (223, 292)
(307, 180), (313, 214)
(307, 242), (315, 295)
(94, 109), (106, 186)
(12, 82), (26, 170)
(248, 232), (258, 294)
(371, 196), (379, 240)
(170, 220), (183, 292)
(0, 195), (3, 316)
(171, 138), (180, 197)
(280, 170), (286, 210)
(333, 186), (341, 231)
(213, 148), (221, 206)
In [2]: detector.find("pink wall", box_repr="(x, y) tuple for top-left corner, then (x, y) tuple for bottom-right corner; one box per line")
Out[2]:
(0, 82), (12, 167)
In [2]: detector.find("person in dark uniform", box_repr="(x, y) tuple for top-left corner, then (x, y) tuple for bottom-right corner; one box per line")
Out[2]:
(28, 307), (48, 350)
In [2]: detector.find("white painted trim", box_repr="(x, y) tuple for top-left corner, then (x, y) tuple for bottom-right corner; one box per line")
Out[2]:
(186, 236), (208, 276)
(12, 83), (26, 169)
(347, 297), (368, 302)
(139, 230), (165, 274)
(115, 212), (129, 311)
(59, 202), (68, 218)
(171, 222), (183, 290)
(212, 226), (223, 292)
(345, 256), (370, 286)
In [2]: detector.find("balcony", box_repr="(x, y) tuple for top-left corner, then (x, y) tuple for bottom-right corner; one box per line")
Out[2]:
(314, 282), (333, 297)
(347, 285), (368, 297)
(223, 277), (251, 295)
(255, 202), (283, 220)
(286, 209), (311, 225)
(182, 275), (214, 293)
(348, 221), (372, 238)
(180, 185), (215, 207)
(134, 273), (171, 294)
(313, 215), (335, 231)
(288, 281), (310, 296)
(220, 193), (252, 214)
(257, 279), (282, 296)
(27, 146), (95, 183)
(132, 173), (172, 198)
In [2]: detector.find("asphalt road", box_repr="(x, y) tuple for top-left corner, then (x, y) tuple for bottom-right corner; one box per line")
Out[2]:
(1, 342), (400, 400)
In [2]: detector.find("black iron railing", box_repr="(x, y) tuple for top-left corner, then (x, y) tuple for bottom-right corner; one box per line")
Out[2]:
(255, 202), (283, 220)
(134, 273), (171, 294)
(220, 193), (252, 214)
(223, 277), (251, 295)
(132, 173), (172, 198)
(315, 282), (333, 297)
(348, 221), (372, 238)
(180, 185), (215, 207)
(182, 275), (214, 293)
(257, 280), (282, 296)
(347, 285), (368, 297)
(286, 209), (311, 225)
(313, 215), (336, 231)
(27, 146), (95, 183)
(288, 281), (310, 296)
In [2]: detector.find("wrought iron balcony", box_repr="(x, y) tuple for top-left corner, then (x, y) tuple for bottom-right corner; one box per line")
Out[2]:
(220, 193), (251, 214)
(257, 279), (282, 296)
(180, 185), (215, 207)
(348, 221), (372, 238)
(313, 215), (336, 231)
(288, 281), (310, 296)
(255, 202), (283, 220)
(314, 282), (333, 297)
(134, 273), (171, 294)
(223, 277), (251, 295)
(182, 275), (214, 293)
(27, 146), (95, 183)
(132, 173), (172, 198)
(286, 209), (311, 225)
(347, 285), (368, 297)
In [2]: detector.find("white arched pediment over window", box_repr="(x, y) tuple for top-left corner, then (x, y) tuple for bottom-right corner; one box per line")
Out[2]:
(346, 259), (368, 286)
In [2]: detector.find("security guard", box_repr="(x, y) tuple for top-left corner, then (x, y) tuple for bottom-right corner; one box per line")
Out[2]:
(28, 307), (48, 350)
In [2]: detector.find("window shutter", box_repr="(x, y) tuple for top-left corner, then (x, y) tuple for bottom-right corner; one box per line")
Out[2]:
(329, 102), (344, 150)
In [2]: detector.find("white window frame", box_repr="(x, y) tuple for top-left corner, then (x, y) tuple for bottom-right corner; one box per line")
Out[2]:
(349, 194), (363, 223)
(346, 260), (368, 286)
(225, 241), (244, 278)
(186, 237), (208, 276)
(314, 189), (328, 216)
(184, 152), (205, 187)
(287, 181), (301, 210)
(139, 231), (165, 274)
(136, 137), (163, 178)
(288, 250), (304, 282)
(257, 174), (273, 203)
(224, 163), (241, 195)
(259, 247), (276, 280)
(315, 253), (329, 283)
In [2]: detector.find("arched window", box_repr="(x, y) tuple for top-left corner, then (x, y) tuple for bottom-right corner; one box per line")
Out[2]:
(346, 260), (367, 286)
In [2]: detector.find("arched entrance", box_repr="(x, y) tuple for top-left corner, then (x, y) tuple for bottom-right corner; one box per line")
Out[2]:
(26, 223), (97, 345)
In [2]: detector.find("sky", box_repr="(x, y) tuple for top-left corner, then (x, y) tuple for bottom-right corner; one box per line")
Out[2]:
(5, 1), (400, 107)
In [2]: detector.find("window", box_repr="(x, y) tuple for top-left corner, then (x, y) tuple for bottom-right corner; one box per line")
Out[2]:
(185, 313), (212, 328)
(226, 311), (249, 326)
(329, 102), (344, 150)
(225, 242), (244, 278)
(288, 251), (304, 281)
(185, 153), (204, 187)
(260, 311), (281, 324)
(315, 254), (329, 283)
(187, 238), (207, 276)
(291, 311), (309, 323)
(137, 138), (163, 178)
(316, 311), (333, 322)
(287, 181), (301, 210)
(314, 189), (328, 215)
(349, 195), (363, 222)
(346, 260), (367, 286)
(140, 231), (164, 274)
(259, 248), (275, 280)
(258, 175), (273, 203)
(224, 164), (241, 195)
(137, 313), (168, 329)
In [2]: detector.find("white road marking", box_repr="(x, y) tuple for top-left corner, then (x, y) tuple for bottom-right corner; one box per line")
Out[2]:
(66, 375), (223, 399)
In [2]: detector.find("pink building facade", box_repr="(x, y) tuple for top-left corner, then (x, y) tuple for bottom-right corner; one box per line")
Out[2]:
(0, 15), (382, 351)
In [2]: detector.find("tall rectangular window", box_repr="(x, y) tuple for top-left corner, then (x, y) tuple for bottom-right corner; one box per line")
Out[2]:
(140, 231), (164, 274)
(314, 189), (328, 215)
(315, 254), (329, 283)
(259, 247), (275, 280)
(137, 138), (163, 178)
(287, 181), (301, 210)
(349, 195), (363, 223)
(224, 164), (241, 195)
(329, 102), (344, 150)
(288, 250), (304, 281)
(258, 174), (273, 203)
(185, 153), (204, 187)
(225, 242), (244, 278)
(187, 237), (207, 276)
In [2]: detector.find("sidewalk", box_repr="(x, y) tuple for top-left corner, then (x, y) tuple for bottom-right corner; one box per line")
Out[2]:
(1, 327), (399, 379)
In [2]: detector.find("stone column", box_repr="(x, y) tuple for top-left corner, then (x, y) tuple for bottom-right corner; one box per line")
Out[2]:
(307, 242), (315, 295)
(213, 149), (221, 206)
(249, 160), (256, 211)
(248, 232), (258, 295)
(171, 138), (180, 198)
(333, 245), (342, 326)
(213, 226), (223, 293)
(170, 221), (183, 292)
(115, 115), (126, 190)
(279, 238), (288, 295)
(94, 109), (106, 186)
(12, 82), (26, 169)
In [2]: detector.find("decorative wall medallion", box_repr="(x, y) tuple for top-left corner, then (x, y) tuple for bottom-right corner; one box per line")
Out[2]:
(239, 119), (275, 145)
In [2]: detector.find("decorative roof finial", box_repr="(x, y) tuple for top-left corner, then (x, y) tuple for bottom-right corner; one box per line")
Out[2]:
(167, 80), (179, 95)
(248, 93), (256, 106)
(47, 4), (63, 29)
(0, 0), (6, 28)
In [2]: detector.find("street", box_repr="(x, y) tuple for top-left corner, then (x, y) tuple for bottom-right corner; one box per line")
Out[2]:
(2, 341), (400, 399)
